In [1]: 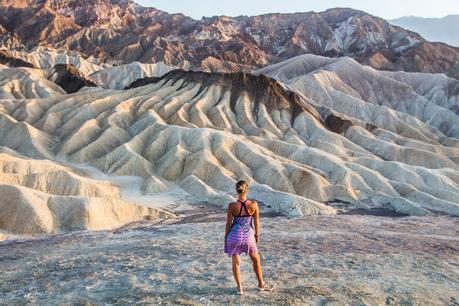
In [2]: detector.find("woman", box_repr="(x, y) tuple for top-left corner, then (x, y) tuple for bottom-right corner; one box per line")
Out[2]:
(224, 180), (274, 295)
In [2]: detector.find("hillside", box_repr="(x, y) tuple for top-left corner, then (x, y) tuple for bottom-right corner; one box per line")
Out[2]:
(1, 0), (459, 78)
(1, 55), (459, 240)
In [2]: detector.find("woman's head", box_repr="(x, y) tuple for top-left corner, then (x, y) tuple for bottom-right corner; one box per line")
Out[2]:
(236, 180), (249, 195)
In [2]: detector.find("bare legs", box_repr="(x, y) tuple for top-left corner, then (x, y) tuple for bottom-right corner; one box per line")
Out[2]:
(232, 255), (242, 291)
(231, 252), (265, 292)
(249, 251), (265, 287)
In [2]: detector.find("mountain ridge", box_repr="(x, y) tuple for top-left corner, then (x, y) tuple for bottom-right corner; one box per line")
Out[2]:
(1, 53), (459, 221)
(1, 0), (459, 78)
(390, 15), (459, 47)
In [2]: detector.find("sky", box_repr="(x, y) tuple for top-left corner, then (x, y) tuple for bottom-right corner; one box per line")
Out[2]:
(135, 0), (459, 20)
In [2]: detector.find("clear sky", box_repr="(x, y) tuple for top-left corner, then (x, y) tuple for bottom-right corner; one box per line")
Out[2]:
(135, 0), (459, 20)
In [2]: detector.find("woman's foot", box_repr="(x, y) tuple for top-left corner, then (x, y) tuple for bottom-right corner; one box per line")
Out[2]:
(236, 286), (244, 295)
(257, 282), (274, 291)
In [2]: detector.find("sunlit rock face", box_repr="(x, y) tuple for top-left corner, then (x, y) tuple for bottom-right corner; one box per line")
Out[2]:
(1, 59), (458, 229)
(90, 61), (176, 90)
(1, 1), (459, 78)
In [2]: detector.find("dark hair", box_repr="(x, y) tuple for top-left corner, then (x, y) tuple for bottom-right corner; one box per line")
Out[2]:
(236, 180), (248, 194)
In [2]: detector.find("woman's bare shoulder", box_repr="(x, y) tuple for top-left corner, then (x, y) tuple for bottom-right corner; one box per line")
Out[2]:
(248, 199), (259, 213)
(227, 201), (237, 210)
(249, 199), (259, 206)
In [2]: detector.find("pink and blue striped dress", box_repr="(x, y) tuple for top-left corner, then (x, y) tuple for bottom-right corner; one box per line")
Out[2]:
(224, 200), (258, 256)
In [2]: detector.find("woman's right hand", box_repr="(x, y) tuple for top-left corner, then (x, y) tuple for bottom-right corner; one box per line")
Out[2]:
(255, 235), (259, 244)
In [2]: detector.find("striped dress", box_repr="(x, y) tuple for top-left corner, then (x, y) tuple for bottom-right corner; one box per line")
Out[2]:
(224, 200), (258, 256)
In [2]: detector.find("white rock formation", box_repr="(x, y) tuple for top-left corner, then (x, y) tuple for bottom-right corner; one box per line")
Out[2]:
(3, 49), (176, 90)
(0, 67), (66, 99)
(256, 54), (459, 139)
(0, 184), (173, 235)
(89, 61), (176, 90)
(0, 151), (174, 236)
(6, 48), (105, 75)
(254, 54), (459, 215)
(1, 62), (458, 220)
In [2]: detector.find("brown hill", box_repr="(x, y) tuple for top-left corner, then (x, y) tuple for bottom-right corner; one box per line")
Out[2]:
(0, 1), (459, 78)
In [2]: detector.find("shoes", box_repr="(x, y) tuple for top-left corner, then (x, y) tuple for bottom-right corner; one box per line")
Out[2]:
(257, 282), (275, 291)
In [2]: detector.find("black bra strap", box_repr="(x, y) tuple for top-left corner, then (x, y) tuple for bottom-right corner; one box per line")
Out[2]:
(237, 200), (251, 216)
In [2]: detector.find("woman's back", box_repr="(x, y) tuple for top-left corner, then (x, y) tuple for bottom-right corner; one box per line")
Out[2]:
(231, 199), (257, 217)
(225, 199), (258, 256)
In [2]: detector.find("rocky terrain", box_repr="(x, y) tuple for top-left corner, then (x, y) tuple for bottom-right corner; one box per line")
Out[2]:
(89, 61), (176, 90)
(0, 54), (176, 92)
(45, 63), (98, 93)
(0, 66), (66, 98)
(1, 53), (459, 240)
(0, 3), (458, 304)
(256, 54), (459, 138)
(0, 49), (34, 68)
(0, 214), (457, 305)
(7, 47), (106, 74)
(1, 0), (459, 78)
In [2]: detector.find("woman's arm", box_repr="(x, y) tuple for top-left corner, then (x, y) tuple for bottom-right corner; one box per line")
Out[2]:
(224, 203), (233, 239)
(253, 200), (260, 243)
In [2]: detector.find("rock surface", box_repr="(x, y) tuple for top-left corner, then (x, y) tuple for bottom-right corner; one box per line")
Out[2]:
(1, 1), (459, 78)
(90, 61), (176, 90)
(45, 64), (98, 93)
(1, 62), (459, 220)
(0, 214), (457, 305)
(256, 54), (459, 138)
(7, 48), (105, 75)
(0, 66), (66, 98)
(0, 151), (175, 236)
(0, 49), (34, 68)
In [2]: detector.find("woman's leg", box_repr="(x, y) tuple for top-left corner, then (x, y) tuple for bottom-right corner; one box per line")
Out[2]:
(232, 255), (242, 289)
(249, 251), (264, 287)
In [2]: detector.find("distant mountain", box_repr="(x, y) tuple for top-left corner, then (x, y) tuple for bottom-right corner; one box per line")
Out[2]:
(1, 0), (459, 78)
(390, 15), (459, 47)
